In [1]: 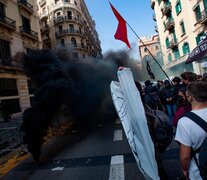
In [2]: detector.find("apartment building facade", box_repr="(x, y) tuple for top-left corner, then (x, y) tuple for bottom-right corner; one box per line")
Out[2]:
(0, 0), (41, 119)
(38, 0), (102, 59)
(139, 35), (165, 80)
(151, 0), (207, 76)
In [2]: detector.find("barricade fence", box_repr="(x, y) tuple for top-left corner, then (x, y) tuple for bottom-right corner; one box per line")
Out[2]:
(0, 117), (22, 164)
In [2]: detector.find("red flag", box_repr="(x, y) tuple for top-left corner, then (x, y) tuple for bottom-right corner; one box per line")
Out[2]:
(109, 2), (131, 48)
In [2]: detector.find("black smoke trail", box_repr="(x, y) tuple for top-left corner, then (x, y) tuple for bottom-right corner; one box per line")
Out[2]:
(20, 48), (147, 161)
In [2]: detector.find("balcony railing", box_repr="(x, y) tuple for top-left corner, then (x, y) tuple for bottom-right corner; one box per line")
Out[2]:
(199, 9), (207, 24)
(43, 37), (50, 44)
(66, 43), (87, 51)
(40, 25), (49, 33)
(169, 39), (178, 49)
(65, 28), (81, 35)
(19, 26), (38, 40)
(0, 16), (16, 30)
(153, 14), (156, 21)
(151, 0), (155, 9)
(39, 0), (46, 7)
(54, 16), (84, 25)
(40, 11), (48, 20)
(162, 2), (171, 16)
(165, 54), (188, 69)
(55, 29), (83, 38)
(155, 25), (158, 32)
(165, 18), (174, 31)
(17, 0), (33, 14)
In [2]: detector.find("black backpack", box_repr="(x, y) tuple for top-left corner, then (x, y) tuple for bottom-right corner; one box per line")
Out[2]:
(184, 112), (207, 180)
(150, 109), (173, 153)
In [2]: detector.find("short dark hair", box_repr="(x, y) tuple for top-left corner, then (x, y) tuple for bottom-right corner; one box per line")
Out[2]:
(181, 72), (196, 82)
(172, 76), (181, 84)
(187, 81), (207, 102)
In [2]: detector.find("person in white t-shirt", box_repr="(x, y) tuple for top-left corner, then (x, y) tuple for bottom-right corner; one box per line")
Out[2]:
(175, 81), (207, 180)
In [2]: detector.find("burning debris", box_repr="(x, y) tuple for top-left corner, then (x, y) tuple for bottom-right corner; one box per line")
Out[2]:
(21, 48), (146, 162)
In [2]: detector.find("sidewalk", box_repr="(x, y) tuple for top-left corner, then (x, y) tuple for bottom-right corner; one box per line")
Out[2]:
(0, 121), (73, 178)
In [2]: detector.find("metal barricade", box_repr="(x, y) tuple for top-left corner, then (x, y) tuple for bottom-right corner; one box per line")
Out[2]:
(0, 117), (23, 164)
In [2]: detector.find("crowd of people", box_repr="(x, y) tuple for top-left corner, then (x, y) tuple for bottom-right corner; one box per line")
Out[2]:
(137, 71), (207, 180)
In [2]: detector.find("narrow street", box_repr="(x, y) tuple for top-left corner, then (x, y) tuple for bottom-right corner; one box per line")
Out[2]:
(2, 119), (182, 180)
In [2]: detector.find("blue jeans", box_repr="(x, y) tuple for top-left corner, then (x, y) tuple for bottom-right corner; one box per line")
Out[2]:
(166, 104), (177, 124)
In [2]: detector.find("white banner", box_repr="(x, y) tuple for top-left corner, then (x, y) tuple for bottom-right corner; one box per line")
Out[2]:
(110, 68), (159, 180)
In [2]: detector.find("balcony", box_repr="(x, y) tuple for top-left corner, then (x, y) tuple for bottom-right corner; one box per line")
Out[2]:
(53, 16), (84, 26)
(19, 26), (38, 41)
(155, 25), (158, 32)
(43, 37), (50, 44)
(40, 25), (49, 33)
(55, 28), (84, 38)
(161, 2), (171, 16)
(39, 0), (46, 7)
(153, 14), (156, 21)
(54, 16), (64, 25)
(51, 2), (80, 13)
(64, 16), (84, 26)
(199, 9), (207, 24)
(165, 18), (174, 31)
(17, 0), (33, 14)
(169, 39), (178, 49)
(66, 43), (87, 51)
(165, 54), (188, 69)
(151, 0), (155, 9)
(40, 11), (48, 20)
(0, 16), (16, 31)
(65, 29), (83, 36)
(55, 30), (65, 38)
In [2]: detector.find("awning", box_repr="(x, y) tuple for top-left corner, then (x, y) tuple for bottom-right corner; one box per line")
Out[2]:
(186, 34), (207, 64)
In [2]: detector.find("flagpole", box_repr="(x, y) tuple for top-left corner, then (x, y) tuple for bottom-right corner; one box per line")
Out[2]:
(125, 22), (171, 82)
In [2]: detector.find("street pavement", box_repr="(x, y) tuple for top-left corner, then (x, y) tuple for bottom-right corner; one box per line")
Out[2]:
(2, 119), (183, 180)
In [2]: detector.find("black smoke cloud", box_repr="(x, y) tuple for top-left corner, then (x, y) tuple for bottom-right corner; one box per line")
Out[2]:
(21, 48), (147, 161)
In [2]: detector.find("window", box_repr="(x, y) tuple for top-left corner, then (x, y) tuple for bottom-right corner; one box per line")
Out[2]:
(69, 24), (74, 32)
(175, 0), (182, 15)
(158, 0), (161, 5)
(165, 38), (169, 49)
(194, 5), (201, 22)
(1, 99), (20, 119)
(0, 2), (5, 19)
(82, 54), (85, 59)
(168, 53), (172, 63)
(196, 32), (204, 44)
(22, 16), (31, 32)
(182, 42), (190, 55)
(144, 55), (151, 62)
(0, 39), (11, 64)
(173, 48), (180, 59)
(0, 78), (18, 96)
(71, 37), (77, 47)
(180, 21), (185, 34)
(155, 45), (159, 50)
(58, 25), (63, 32)
(67, 11), (72, 19)
(156, 52), (162, 58)
(57, 12), (61, 17)
(144, 47), (147, 52)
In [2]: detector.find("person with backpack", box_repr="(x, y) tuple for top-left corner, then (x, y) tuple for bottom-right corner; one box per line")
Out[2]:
(175, 81), (207, 180)
(135, 81), (172, 180)
(159, 80), (178, 123)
